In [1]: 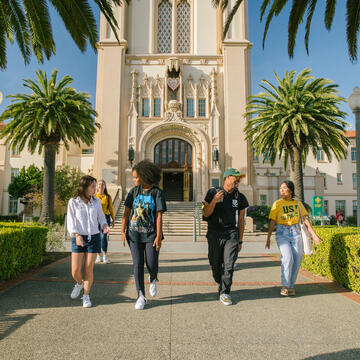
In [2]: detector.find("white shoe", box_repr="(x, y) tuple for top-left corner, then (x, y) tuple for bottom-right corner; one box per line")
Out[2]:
(82, 294), (92, 308)
(95, 255), (101, 263)
(103, 255), (109, 264)
(135, 292), (147, 310)
(220, 293), (232, 306)
(70, 281), (84, 299)
(148, 276), (158, 297)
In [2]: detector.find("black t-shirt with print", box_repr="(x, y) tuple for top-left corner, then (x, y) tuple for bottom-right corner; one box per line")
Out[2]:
(125, 185), (167, 243)
(204, 187), (249, 232)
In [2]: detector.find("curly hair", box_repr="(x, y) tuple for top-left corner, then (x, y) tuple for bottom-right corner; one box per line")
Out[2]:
(77, 175), (97, 200)
(132, 160), (161, 186)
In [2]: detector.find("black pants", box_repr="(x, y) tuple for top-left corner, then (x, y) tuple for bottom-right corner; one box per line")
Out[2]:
(128, 240), (159, 297)
(207, 228), (239, 295)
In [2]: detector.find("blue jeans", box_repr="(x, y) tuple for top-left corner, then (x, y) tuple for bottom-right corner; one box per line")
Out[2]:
(100, 214), (111, 253)
(276, 224), (303, 288)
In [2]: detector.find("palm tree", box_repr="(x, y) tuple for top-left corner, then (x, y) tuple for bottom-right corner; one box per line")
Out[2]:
(0, 0), (128, 69)
(244, 68), (349, 202)
(213, 0), (360, 62)
(0, 69), (99, 223)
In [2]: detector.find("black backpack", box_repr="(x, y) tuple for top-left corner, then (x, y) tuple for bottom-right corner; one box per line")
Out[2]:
(133, 185), (164, 240)
(202, 187), (240, 222)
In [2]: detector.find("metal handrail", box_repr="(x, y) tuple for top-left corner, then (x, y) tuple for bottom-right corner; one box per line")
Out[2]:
(112, 188), (121, 215)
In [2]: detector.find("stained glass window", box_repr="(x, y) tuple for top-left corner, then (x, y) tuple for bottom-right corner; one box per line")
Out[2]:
(158, 1), (172, 53)
(187, 98), (194, 117)
(154, 98), (161, 117)
(198, 99), (206, 117)
(142, 98), (149, 117)
(177, 1), (190, 53)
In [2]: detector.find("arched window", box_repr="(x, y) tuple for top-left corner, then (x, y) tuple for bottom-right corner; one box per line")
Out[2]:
(158, 0), (172, 53)
(177, 0), (190, 53)
(154, 138), (192, 169)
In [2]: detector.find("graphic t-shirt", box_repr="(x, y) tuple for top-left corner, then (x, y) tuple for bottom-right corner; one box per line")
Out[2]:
(269, 199), (308, 225)
(124, 185), (167, 243)
(204, 187), (249, 231)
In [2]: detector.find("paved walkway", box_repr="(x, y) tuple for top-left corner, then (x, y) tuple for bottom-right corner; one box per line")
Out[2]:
(1, 237), (360, 360)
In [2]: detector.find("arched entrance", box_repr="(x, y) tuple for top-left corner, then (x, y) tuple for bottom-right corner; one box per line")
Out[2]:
(154, 138), (193, 201)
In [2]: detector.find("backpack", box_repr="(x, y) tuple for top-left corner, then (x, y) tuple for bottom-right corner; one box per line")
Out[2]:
(133, 185), (164, 240)
(202, 187), (240, 222)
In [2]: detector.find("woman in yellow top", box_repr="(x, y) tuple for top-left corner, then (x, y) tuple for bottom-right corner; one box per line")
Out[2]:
(95, 180), (115, 264)
(266, 180), (321, 296)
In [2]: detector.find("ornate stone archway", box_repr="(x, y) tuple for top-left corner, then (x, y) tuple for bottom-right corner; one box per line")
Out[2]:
(135, 120), (210, 201)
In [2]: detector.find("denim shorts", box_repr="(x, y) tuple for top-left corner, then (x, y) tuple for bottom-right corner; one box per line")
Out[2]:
(71, 233), (101, 253)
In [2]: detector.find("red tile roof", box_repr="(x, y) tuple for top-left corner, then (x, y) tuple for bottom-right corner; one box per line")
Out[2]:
(344, 130), (356, 138)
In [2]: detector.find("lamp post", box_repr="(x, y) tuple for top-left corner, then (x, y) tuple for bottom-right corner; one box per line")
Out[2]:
(128, 146), (134, 168)
(348, 87), (360, 227)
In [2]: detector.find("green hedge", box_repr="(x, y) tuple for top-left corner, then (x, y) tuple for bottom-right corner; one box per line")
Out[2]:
(302, 227), (360, 293)
(0, 223), (48, 281)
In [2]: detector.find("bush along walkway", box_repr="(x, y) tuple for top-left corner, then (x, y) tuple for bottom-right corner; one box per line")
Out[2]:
(1, 245), (360, 359)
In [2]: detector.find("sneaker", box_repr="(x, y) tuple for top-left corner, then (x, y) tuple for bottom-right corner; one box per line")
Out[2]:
(135, 292), (147, 310)
(103, 255), (109, 264)
(220, 293), (232, 306)
(82, 294), (92, 308)
(70, 281), (84, 299)
(95, 255), (101, 263)
(148, 276), (158, 297)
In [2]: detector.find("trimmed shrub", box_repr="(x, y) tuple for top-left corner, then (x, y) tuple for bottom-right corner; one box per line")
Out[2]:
(302, 227), (360, 293)
(0, 224), (48, 280)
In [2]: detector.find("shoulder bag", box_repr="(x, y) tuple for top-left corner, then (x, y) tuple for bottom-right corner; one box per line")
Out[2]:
(297, 200), (313, 255)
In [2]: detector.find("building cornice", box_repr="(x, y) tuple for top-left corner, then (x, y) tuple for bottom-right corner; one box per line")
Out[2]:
(125, 54), (223, 66)
(97, 39), (128, 50)
(222, 40), (253, 49)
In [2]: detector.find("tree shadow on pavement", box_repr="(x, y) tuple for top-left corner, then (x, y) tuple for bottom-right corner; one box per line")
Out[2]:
(302, 348), (360, 359)
(0, 314), (37, 341)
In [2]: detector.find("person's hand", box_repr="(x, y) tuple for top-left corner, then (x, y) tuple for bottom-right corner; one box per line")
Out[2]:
(265, 238), (271, 249)
(213, 190), (224, 203)
(238, 242), (242, 253)
(314, 235), (322, 245)
(121, 232), (126, 247)
(103, 225), (110, 234)
(153, 237), (162, 252)
(111, 220), (115, 228)
(75, 234), (84, 247)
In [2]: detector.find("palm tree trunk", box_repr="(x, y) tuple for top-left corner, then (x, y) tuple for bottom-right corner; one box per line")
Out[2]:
(290, 147), (305, 203)
(40, 143), (57, 223)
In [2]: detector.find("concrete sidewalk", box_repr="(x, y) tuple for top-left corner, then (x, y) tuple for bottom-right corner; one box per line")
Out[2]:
(1, 247), (360, 359)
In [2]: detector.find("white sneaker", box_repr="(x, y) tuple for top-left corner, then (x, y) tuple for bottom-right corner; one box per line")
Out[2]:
(135, 292), (147, 310)
(95, 255), (101, 263)
(70, 281), (84, 299)
(220, 293), (232, 306)
(103, 255), (109, 264)
(148, 276), (158, 297)
(82, 294), (92, 308)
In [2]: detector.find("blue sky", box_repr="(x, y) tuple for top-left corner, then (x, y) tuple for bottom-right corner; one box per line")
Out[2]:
(0, 1), (358, 129)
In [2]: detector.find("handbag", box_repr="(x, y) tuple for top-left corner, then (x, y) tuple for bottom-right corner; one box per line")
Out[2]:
(297, 200), (313, 255)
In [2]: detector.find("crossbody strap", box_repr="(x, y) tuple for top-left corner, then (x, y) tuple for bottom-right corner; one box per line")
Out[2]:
(297, 200), (304, 224)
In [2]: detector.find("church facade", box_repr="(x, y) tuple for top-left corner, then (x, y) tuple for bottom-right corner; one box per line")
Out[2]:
(93, 0), (254, 202)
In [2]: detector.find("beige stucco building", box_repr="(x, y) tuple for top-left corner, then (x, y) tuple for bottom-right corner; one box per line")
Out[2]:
(93, 0), (254, 203)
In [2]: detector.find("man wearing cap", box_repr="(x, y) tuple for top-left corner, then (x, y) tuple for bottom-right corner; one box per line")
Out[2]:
(203, 168), (249, 305)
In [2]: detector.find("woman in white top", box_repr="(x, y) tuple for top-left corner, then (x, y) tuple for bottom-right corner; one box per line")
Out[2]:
(67, 175), (110, 308)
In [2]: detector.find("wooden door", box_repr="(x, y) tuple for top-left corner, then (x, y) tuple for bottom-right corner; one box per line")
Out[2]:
(183, 172), (190, 202)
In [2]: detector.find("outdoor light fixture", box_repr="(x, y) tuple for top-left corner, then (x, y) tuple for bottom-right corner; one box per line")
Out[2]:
(128, 146), (134, 167)
(213, 148), (219, 163)
(348, 87), (360, 227)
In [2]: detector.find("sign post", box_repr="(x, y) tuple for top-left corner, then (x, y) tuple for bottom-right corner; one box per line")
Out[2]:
(312, 196), (324, 224)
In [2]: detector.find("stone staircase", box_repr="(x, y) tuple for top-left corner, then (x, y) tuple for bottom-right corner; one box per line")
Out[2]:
(112, 201), (207, 236)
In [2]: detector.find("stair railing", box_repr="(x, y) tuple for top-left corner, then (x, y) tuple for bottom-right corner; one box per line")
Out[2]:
(112, 188), (121, 215)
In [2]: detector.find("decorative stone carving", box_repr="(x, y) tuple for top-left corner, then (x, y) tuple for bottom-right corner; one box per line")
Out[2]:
(165, 100), (184, 122)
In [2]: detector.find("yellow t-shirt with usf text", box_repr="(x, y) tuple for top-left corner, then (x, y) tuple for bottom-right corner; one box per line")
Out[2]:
(269, 199), (308, 226)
